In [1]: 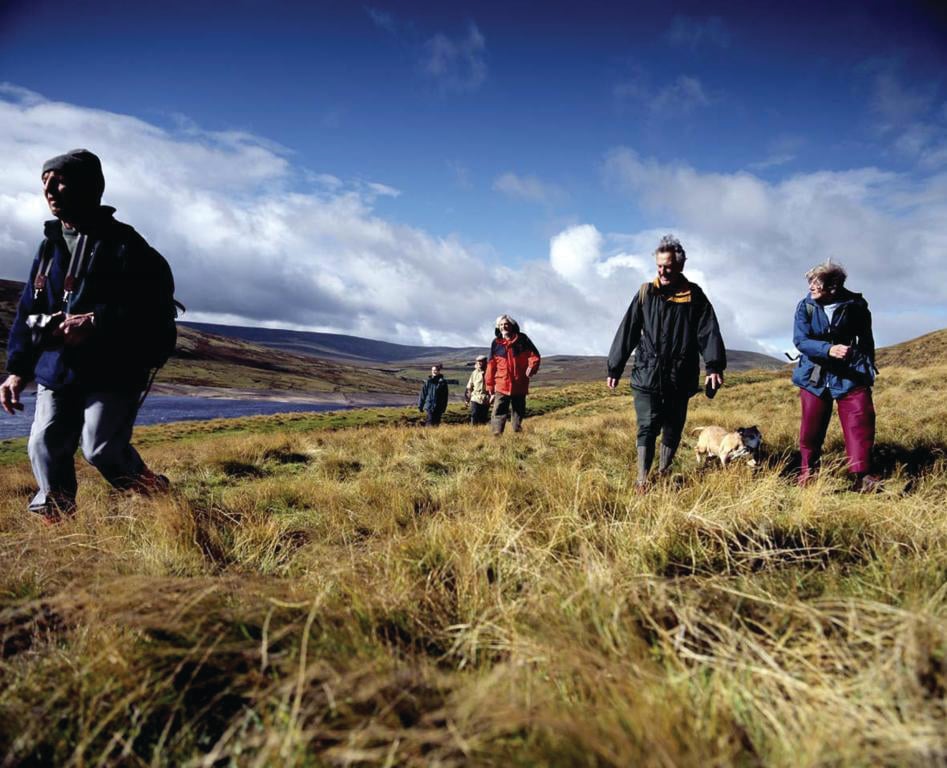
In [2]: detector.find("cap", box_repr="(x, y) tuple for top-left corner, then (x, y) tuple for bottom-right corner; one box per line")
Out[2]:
(42, 149), (105, 199)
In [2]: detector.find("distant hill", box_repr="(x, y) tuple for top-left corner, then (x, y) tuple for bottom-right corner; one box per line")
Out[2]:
(181, 321), (785, 377)
(1, 278), (861, 394)
(0, 280), (418, 396)
(181, 321), (486, 365)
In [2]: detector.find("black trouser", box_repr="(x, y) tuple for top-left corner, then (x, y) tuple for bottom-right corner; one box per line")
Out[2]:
(632, 390), (689, 451)
(423, 410), (443, 427)
(469, 400), (490, 425)
(492, 394), (526, 434)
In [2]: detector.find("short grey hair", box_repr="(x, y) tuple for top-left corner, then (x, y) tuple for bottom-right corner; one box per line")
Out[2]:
(654, 234), (686, 265)
(806, 261), (847, 291)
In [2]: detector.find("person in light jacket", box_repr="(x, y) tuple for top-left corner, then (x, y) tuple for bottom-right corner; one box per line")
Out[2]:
(465, 354), (490, 425)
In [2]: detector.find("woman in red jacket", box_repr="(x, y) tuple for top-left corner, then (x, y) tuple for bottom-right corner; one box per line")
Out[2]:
(485, 314), (541, 435)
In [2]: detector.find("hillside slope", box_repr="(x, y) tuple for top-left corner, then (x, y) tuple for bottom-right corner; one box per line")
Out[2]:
(0, 280), (417, 395)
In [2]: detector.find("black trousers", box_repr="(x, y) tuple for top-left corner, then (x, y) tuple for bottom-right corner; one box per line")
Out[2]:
(469, 400), (490, 425)
(423, 410), (444, 427)
(492, 394), (526, 434)
(632, 390), (689, 450)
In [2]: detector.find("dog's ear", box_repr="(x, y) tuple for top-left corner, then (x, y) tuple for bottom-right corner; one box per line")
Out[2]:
(737, 427), (746, 435)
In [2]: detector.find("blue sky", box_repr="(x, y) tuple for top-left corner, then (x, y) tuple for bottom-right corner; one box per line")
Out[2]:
(1, 1), (946, 355)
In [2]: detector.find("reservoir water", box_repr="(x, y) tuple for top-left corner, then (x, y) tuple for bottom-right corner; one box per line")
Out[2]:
(0, 393), (391, 440)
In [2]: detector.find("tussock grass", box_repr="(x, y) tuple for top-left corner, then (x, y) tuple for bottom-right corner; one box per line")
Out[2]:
(1, 369), (946, 766)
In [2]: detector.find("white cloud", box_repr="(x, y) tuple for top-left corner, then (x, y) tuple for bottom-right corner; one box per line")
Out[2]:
(869, 70), (947, 170)
(615, 72), (710, 117)
(666, 15), (730, 49)
(4, 89), (942, 363)
(604, 147), (947, 352)
(422, 23), (487, 93)
(493, 172), (565, 204)
(0, 88), (634, 356)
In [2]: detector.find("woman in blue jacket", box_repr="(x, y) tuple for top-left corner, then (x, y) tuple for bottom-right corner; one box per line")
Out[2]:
(792, 261), (879, 491)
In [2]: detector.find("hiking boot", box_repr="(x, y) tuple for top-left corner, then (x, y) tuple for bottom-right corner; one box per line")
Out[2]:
(29, 499), (77, 525)
(634, 481), (649, 496)
(796, 469), (817, 488)
(128, 469), (171, 496)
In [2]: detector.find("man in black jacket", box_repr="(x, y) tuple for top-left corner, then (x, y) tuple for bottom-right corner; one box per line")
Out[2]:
(0, 150), (172, 520)
(418, 363), (449, 427)
(607, 235), (726, 492)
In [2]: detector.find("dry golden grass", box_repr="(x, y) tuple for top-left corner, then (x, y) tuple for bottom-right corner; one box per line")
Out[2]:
(1, 367), (945, 766)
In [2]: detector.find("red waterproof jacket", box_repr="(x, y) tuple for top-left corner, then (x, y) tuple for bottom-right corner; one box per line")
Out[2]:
(485, 332), (541, 396)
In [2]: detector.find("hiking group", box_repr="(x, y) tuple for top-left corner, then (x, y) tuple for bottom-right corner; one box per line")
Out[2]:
(1, 149), (882, 521)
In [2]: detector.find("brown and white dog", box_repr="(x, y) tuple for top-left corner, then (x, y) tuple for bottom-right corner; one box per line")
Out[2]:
(693, 425), (763, 468)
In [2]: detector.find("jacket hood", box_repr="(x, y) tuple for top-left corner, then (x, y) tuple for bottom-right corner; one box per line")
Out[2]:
(494, 322), (520, 339)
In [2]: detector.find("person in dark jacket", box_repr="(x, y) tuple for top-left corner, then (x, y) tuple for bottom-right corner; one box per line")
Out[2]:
(418, 363), (449, 426)
(607, 235), (726, 492)
(792, 261), (880, 491)
(485, 315), (541, 435)
(0, 149), (172, 521)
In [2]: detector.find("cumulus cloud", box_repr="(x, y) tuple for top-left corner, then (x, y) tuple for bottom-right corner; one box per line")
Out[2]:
(4, 88), (942, 361)
(0, 87), (641, 355)
(605, 147), (947, 352)
(422, 23), (487, 93)
(666, 15), (731, 49)
(493, 172), (566, 204)
(869, 70), (947, 170)
(615, 72), (710, 117)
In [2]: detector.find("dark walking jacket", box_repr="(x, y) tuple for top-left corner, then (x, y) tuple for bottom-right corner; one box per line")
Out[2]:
(418, 374), (449, 415)
(791, 289), (875, 398)
(6, 208), (174, 393)
(607, 278), (726, 396)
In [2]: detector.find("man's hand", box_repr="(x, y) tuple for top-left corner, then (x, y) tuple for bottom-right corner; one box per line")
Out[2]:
(705, 372), (724, 390)
(0, 375), (24, 415)
(607, 377), (619, 390)
(828, 344), (851, 360)
(56, 312), (96, 347)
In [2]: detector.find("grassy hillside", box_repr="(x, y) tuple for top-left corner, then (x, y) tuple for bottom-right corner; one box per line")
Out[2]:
(1, 360), (946, 766)
(876, 328), (947, 369)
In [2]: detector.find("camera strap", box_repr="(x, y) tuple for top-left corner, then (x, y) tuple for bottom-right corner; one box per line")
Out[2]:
(32, 239), (55, 299)
(32, 234), (94, 306)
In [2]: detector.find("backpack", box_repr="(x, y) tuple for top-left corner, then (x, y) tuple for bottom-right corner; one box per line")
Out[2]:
(143, 247), (185, 370)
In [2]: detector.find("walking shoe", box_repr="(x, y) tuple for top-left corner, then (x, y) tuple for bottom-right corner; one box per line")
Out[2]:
(634, 481), (649, 496)
(128, 468), (171, 496)
(29, 500), (77, 525)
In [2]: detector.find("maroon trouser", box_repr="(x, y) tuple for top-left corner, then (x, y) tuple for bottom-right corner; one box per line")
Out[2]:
(799, 386), (875, 475)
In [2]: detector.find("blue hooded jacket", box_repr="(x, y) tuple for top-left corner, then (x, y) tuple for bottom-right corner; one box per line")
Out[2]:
(791, 289), (876, 398)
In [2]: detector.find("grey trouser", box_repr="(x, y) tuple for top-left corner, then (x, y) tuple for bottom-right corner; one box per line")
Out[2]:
(28, 384), (146, 512)
(632, 390), (689, 451)
(492, 394), (526, 434)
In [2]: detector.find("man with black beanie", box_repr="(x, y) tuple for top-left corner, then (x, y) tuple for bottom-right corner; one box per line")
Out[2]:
(0, 149), (175, 521)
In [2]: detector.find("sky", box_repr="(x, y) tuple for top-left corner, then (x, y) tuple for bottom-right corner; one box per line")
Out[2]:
(1, 0), (946, 357)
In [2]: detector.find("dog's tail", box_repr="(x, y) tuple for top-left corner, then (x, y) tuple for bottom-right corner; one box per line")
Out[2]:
(691, 427), (708, 434)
